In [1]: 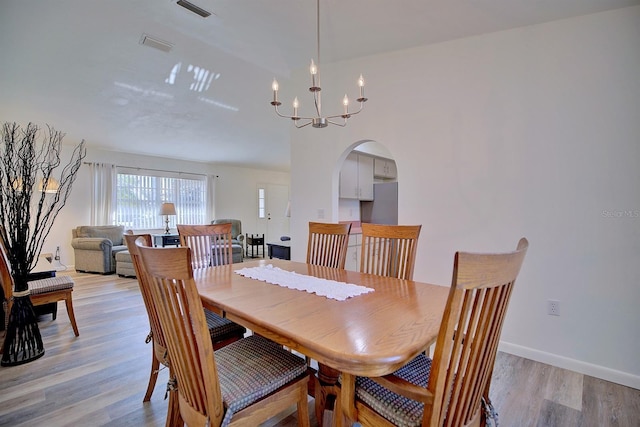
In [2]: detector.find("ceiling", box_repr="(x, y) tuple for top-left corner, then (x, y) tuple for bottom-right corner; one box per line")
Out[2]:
(1, 0), (637, 172)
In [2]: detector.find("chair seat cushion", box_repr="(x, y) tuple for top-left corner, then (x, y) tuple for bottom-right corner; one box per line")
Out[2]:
(355, 353), (432, 427)
(204, 309), (246, 341)
(215, 334), (308, 426)
(28, 275), (74, 295)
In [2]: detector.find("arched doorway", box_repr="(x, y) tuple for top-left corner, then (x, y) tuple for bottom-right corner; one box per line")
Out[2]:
(337, 140), (398, 225)
(335, 140), (398, 271)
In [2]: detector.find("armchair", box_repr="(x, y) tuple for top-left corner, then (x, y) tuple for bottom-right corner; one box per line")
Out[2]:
(211, 219), (244, 263)
(71, 225), (128, 274)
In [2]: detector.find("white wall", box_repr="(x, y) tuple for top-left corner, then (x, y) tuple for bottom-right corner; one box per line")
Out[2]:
(42, 147), (289, 268)
(290, 7), (640, 388)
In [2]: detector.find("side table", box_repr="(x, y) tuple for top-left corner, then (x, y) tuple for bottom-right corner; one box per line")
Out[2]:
(245, 233), (265, 258)
(266, 242), (291, 260)
(153, 233), (180, 247)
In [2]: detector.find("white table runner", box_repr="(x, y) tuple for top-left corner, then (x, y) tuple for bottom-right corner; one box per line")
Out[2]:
(235, 264), (374, 301)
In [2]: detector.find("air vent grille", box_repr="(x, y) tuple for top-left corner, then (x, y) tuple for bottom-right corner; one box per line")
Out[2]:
(140, 34), (173, 53)
(177, 0), (211, 18)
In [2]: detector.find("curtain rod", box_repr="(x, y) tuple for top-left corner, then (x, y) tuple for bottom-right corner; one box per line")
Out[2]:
(83, 162), (218, 178)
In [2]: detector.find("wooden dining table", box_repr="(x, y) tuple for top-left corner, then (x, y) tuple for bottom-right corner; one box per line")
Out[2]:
(194, 258), (450, 425)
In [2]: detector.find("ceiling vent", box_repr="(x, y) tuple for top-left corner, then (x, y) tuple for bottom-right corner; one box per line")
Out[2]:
(140, 34), (173, 53)
(176, 0), (211, 18)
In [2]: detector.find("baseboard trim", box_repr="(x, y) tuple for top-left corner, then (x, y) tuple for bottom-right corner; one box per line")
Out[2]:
(498, 341), (640, 390)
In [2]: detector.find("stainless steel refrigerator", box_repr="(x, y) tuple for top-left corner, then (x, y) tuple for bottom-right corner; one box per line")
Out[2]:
(361, 182), (398, 225)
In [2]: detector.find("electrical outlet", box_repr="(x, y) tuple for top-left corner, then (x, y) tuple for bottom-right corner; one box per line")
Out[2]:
(547, 299), (560, 316)
(55, 246), (60, 261)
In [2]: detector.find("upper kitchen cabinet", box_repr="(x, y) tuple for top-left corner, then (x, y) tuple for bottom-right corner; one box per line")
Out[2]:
(340, 152), (374, 200)
(374, 158), (397, 179)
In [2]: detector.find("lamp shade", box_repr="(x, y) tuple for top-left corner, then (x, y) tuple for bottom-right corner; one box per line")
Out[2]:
(38, 177), (60, 193)
(160, 202), (177, 216)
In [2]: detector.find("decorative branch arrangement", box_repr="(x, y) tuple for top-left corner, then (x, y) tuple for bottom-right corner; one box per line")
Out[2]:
(0, 122), (86, 366)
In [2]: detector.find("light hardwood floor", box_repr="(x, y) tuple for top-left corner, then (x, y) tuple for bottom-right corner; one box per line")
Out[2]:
(1, 271), (638, 426)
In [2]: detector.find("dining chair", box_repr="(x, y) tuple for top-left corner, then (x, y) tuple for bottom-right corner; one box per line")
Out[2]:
(177, 223), (234, 268)
(306, 222), (352, 387)
(360, 223), (422, 280)
(0, 231), (79, 342)
(124, 233), (181, 427)
(136, 243), (311, 427)
(306, 222), (352, 269)
(124, 234), (246, 427)
(340, 238), (529, 427)
(176, 223), (246, 345)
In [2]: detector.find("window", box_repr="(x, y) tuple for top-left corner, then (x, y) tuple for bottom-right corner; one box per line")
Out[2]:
(258, 187), (265, 219)
(116, 168), (206, 229)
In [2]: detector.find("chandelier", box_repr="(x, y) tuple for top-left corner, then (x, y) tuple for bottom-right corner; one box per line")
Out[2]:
(270, 0), (368, 128)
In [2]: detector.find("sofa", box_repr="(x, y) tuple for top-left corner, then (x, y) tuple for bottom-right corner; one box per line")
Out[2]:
(71, 225), (128, 274)
(211, 219), (244, 263)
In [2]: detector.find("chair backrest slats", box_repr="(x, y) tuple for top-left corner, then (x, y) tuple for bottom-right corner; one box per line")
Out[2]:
(306, 222), (351, 269)
(178, 223), (234, 269)
(427, 238), (528, 427)
(124, 234), (168, 358)
(137, 244), (224, 426)
(360, 223), (421, 280)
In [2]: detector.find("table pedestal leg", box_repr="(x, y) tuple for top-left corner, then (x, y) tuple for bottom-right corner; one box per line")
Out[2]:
(315, 363), (342, 427)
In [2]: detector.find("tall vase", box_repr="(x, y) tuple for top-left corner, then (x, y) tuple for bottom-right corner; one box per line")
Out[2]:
(1, 288), (44, 366)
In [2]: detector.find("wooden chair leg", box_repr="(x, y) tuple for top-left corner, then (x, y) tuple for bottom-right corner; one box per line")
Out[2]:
(166, 388), (182, 427)
(297, 380), (311, 427)
(144, 352), (160, 402)
(64, 295), (79, 336)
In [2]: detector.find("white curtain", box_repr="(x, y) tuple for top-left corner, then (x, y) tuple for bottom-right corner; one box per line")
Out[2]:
(89, 163), (116, 225)
(206, 174), (217, 222)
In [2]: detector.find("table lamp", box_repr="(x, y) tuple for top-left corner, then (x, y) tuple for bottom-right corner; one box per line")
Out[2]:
(160, 202), (176, 234)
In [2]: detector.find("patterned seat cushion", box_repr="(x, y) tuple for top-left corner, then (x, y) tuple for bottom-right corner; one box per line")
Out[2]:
(355, 353), (432, 427)
(28, 275), (74, 295)
(215, 334), (308, 427)
(204, 309), (247, 341)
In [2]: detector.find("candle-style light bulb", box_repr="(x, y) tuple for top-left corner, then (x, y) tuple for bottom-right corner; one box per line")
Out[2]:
(309, 59), (318, 88)
(343, 94), (349, 114)
(358, 74), (365, 99)
(272, 78), (279, 103)
(293, 97), (299, 117)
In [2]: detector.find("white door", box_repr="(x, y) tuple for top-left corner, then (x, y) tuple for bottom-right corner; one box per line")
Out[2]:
(257, 183), (290, 243)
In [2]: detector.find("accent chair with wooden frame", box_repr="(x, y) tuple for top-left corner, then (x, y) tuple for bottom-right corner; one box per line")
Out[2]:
(306, 222), (352, 270)
(0, 233), (79, 342)
(360, 223), (422, 281)
(136, 243), (311, 427)
(340, 238), (529, 427)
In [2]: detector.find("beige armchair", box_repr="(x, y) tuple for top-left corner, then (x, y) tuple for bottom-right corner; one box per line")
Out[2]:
(71, 225), (127, 274)
(211, 219), (244, 263)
